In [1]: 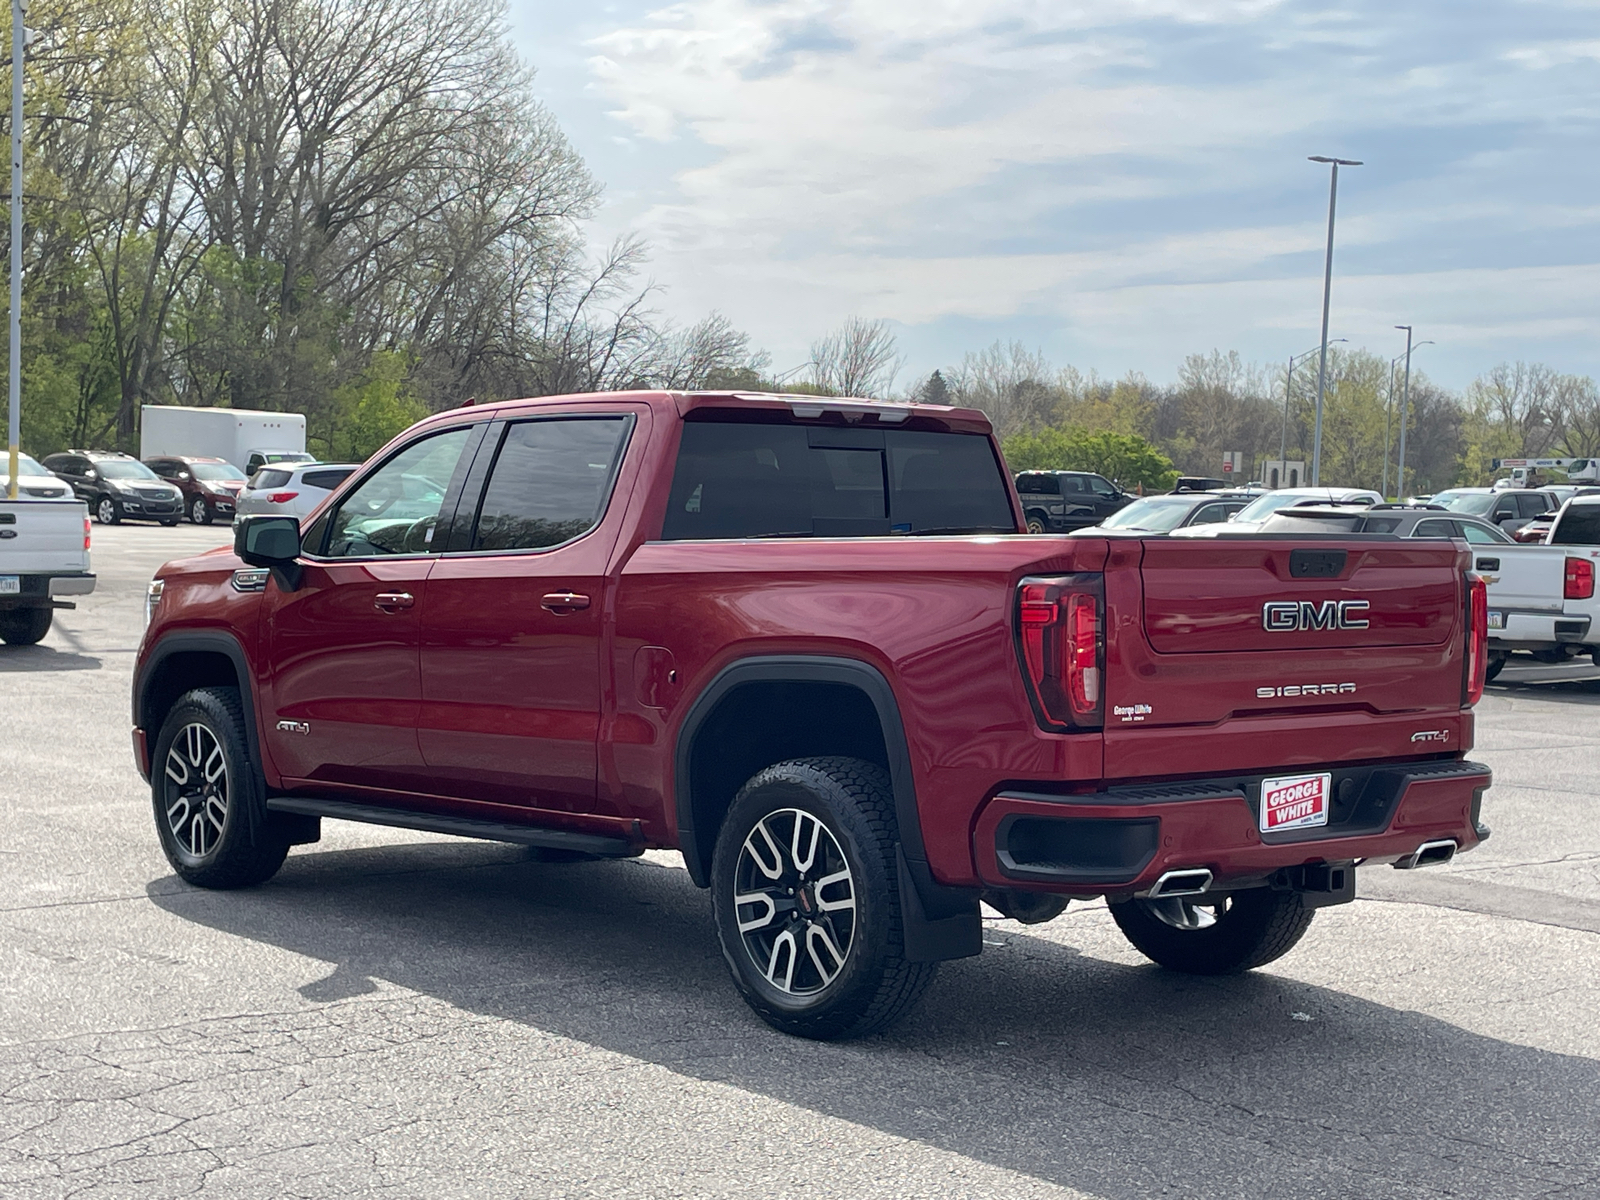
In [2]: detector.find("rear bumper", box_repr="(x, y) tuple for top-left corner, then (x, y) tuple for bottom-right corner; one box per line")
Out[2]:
(973, 759), (1492, 896)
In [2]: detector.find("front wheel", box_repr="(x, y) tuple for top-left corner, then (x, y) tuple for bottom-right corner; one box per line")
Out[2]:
(96, 496), (121, 525)
(151, 687), (288, 889)
(190, 497), (212, 525)
(1110, 888), (1315, 975)
(711, 757), (937, 1039)
(0, 607), (52, 645)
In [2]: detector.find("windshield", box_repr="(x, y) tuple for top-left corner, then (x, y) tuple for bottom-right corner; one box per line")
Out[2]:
(97, 459), (160, 481)
(1101, 496), (1198, 532)
(1234, 492), (1313, 523)
(4, 453), (47, 477)
(190, 461), (247, 481)
(1430, 491), (1496, 516)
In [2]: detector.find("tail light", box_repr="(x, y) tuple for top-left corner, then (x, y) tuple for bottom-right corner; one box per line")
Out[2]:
(268, 491), (299, 504)
(1016, 574), (1104, 730)
(1564, 557), (1593, 600)
(83, 515), (91, 550)
(1464, 573), (1488, 707)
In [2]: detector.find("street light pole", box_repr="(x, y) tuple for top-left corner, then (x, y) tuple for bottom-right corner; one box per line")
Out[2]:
(1307, 155), (1362, 486)
(1393, 330), (1434, 498)
(1383, 354), (1401, 498)
(6, 0), (23, 500)
(1280, 340), (1344, 488)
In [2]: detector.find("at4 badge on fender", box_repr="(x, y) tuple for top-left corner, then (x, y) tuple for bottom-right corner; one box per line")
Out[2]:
(1259, 772), (1331, 832)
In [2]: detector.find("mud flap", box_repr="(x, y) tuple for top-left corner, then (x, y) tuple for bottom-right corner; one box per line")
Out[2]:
(897, 845), (982, 961)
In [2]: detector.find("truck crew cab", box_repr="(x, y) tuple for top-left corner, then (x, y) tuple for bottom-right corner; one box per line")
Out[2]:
(134, 391), (1493, 1038)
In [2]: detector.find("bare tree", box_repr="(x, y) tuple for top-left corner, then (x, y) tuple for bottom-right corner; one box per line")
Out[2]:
(809, 317), (901, 398)
(1466, 362), (1565, 458)
(947, 340), (1055, 437)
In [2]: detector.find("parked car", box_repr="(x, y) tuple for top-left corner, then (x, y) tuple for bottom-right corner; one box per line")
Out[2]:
(1015, 470), (1135, 532)
(1508, 489), (1600, 543)
(0, 451), (72, 499)
(1428, 487), (1557, 536)
(1170, 475), (1227, 492)
(136, 388), (1493, 1041)
(1256, 503), (1513, 545)
(1168, 486), (1383, 535)
(144, 455), (251, 525)
(1076, 490), (1252, 534)
(43, 450), (184, 525)
(0, 496), (94, 644)
(235, 463), (359, 521)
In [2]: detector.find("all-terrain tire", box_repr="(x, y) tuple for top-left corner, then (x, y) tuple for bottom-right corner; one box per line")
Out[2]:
(1110, 888), (1315, 975)
(0, 607), (52, 645)
(711, 757), (938, 1040)
(1485, 652), (1508, 683)
(151, 686), (288, 889)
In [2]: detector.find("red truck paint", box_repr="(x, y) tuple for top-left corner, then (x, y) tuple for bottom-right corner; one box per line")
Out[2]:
(134, 390), (1491, 1020)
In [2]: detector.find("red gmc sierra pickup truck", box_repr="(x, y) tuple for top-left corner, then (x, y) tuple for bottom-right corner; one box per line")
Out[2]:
(133, 390), (1492, 1038)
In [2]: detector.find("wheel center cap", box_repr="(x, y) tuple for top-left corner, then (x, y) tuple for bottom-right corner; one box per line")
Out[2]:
(795, 885), (816, 917)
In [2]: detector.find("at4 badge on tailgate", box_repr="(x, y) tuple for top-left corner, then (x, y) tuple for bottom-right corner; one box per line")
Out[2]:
(1259, 772), (1331, 833)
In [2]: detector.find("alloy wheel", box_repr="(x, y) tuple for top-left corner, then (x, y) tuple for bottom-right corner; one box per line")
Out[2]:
(97, 497), (116, 524)
(163, 722), (230, 859)
(191, 498), (209, 524)
(733, 808), (857, 996)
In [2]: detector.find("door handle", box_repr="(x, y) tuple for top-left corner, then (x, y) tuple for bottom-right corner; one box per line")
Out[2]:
(1476, 558), (1500, 572)
(373, 591), (415, 612)
(540, 591), (591, 614)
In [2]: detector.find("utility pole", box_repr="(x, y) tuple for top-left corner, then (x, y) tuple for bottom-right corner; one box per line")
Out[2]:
(7, 0), (24, 500)
(1393, 331), (1434, 498)
(1307, 155), (1362, 485)
(1280, 340), (1343, 488)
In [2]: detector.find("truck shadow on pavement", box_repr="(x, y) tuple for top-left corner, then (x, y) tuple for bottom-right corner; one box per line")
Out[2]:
(149, 842), (1600, 1200)
(0, 644), (102, 672)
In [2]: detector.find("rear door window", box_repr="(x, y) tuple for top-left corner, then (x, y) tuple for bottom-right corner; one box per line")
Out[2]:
(302, 468), (356, 491)
(1552, 507), (1600, 545)
(661, 420), (1015, 539)
(1412, 519), (1456, 538)
(1189, 503), (1230, 525)
(469, 417), (631, 552)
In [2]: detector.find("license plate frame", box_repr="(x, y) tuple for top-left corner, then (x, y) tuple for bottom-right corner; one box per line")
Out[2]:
(1259, 771), (1331, 833)
(1488, 610), (1505, 631)
(0, 575), (18, 595)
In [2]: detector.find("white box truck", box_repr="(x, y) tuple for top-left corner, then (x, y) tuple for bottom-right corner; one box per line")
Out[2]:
(139, 405), (311, 476)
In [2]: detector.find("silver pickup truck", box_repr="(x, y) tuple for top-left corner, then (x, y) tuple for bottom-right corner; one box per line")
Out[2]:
(0, 498), (96, 645)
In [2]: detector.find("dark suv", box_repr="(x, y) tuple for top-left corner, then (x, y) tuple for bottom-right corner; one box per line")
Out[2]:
(44, 450), (184, 525)
(1014, 470), (1134, 532)
(144, 456), (250, 525)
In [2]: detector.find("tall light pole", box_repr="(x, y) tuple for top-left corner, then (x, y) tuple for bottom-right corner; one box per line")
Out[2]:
(6, 0), (24, 500)
(1307, 155), (1362, 485)
(1393, 328), (1433, 498)
(1383, 352), (1402, 498)
(1280, 339), (1345, 488)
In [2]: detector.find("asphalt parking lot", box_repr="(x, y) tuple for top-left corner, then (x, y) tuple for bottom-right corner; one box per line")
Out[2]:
(2, 524), (1598, 1198)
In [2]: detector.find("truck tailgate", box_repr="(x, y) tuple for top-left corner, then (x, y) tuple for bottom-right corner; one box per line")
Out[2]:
(0, 500), (89, 574)
(1102, 537), (1469, 779)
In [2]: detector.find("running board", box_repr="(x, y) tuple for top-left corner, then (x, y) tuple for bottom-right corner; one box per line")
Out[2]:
(264, 795), (636, 857)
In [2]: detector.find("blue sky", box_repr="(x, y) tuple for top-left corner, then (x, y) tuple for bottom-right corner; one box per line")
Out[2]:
(505, 0), (1600, 392)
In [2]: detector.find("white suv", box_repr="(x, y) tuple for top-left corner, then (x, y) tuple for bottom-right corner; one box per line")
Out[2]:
(1169, 486), (1383, 535)
(235, 463), (359, 521)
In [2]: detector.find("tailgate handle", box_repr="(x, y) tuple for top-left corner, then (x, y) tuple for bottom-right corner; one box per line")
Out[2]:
(1289, 548), (1347, 578)
(1476, 557), (1500, 571)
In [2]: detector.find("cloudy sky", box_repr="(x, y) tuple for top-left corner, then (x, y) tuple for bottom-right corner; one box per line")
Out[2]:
(505, 0), (1600, 391)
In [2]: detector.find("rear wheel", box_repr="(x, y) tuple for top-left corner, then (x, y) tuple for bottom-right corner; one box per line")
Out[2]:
(95, 496), (121, 525)
(1110, 888), (1315, 975)
(152, 687), (288, 889)
(1485, 652), (1508, 682)
(711, 757), (936, 1039)
(0, 607), (52, 645)
(1025, 512), (1047, 534)
(190, 497), (212, 525)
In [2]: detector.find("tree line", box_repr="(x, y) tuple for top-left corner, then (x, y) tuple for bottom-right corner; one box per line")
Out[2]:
(5, 1), (1595, 492)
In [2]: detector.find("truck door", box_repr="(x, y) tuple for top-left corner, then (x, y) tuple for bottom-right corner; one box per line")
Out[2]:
(417, 410), (642, 815)
(259, 425), (477, 793)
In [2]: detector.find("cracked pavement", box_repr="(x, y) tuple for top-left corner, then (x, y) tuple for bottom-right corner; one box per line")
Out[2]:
(1, 525), (1597, 1198)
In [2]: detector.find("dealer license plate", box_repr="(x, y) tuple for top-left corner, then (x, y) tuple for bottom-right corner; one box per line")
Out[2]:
(1259, 772), (1331, 833)
(0, 575), (18, 595)
(1488, 611), (1505, 630)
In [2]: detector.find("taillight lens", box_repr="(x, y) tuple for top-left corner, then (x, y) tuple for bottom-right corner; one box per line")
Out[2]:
(268, 491), (299, 504)
(1016, 575), (1104, 729)
(83, 515), (91, 551)
(1465, 573), (1488, 707)
(1564, 557), (1593, 600)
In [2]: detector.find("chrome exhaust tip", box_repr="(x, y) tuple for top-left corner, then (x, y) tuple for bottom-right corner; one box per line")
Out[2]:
(1393, 839), (1457, 870)
(1147, 868), (1214, 898)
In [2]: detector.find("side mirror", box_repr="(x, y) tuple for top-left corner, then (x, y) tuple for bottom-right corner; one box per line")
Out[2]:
(235, 515), (303, 588)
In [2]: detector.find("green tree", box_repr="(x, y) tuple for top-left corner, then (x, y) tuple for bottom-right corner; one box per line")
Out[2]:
(1001, 426), (1178, 490)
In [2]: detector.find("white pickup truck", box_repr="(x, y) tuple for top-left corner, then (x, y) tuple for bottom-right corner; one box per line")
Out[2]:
(0, 498), (95, 645)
